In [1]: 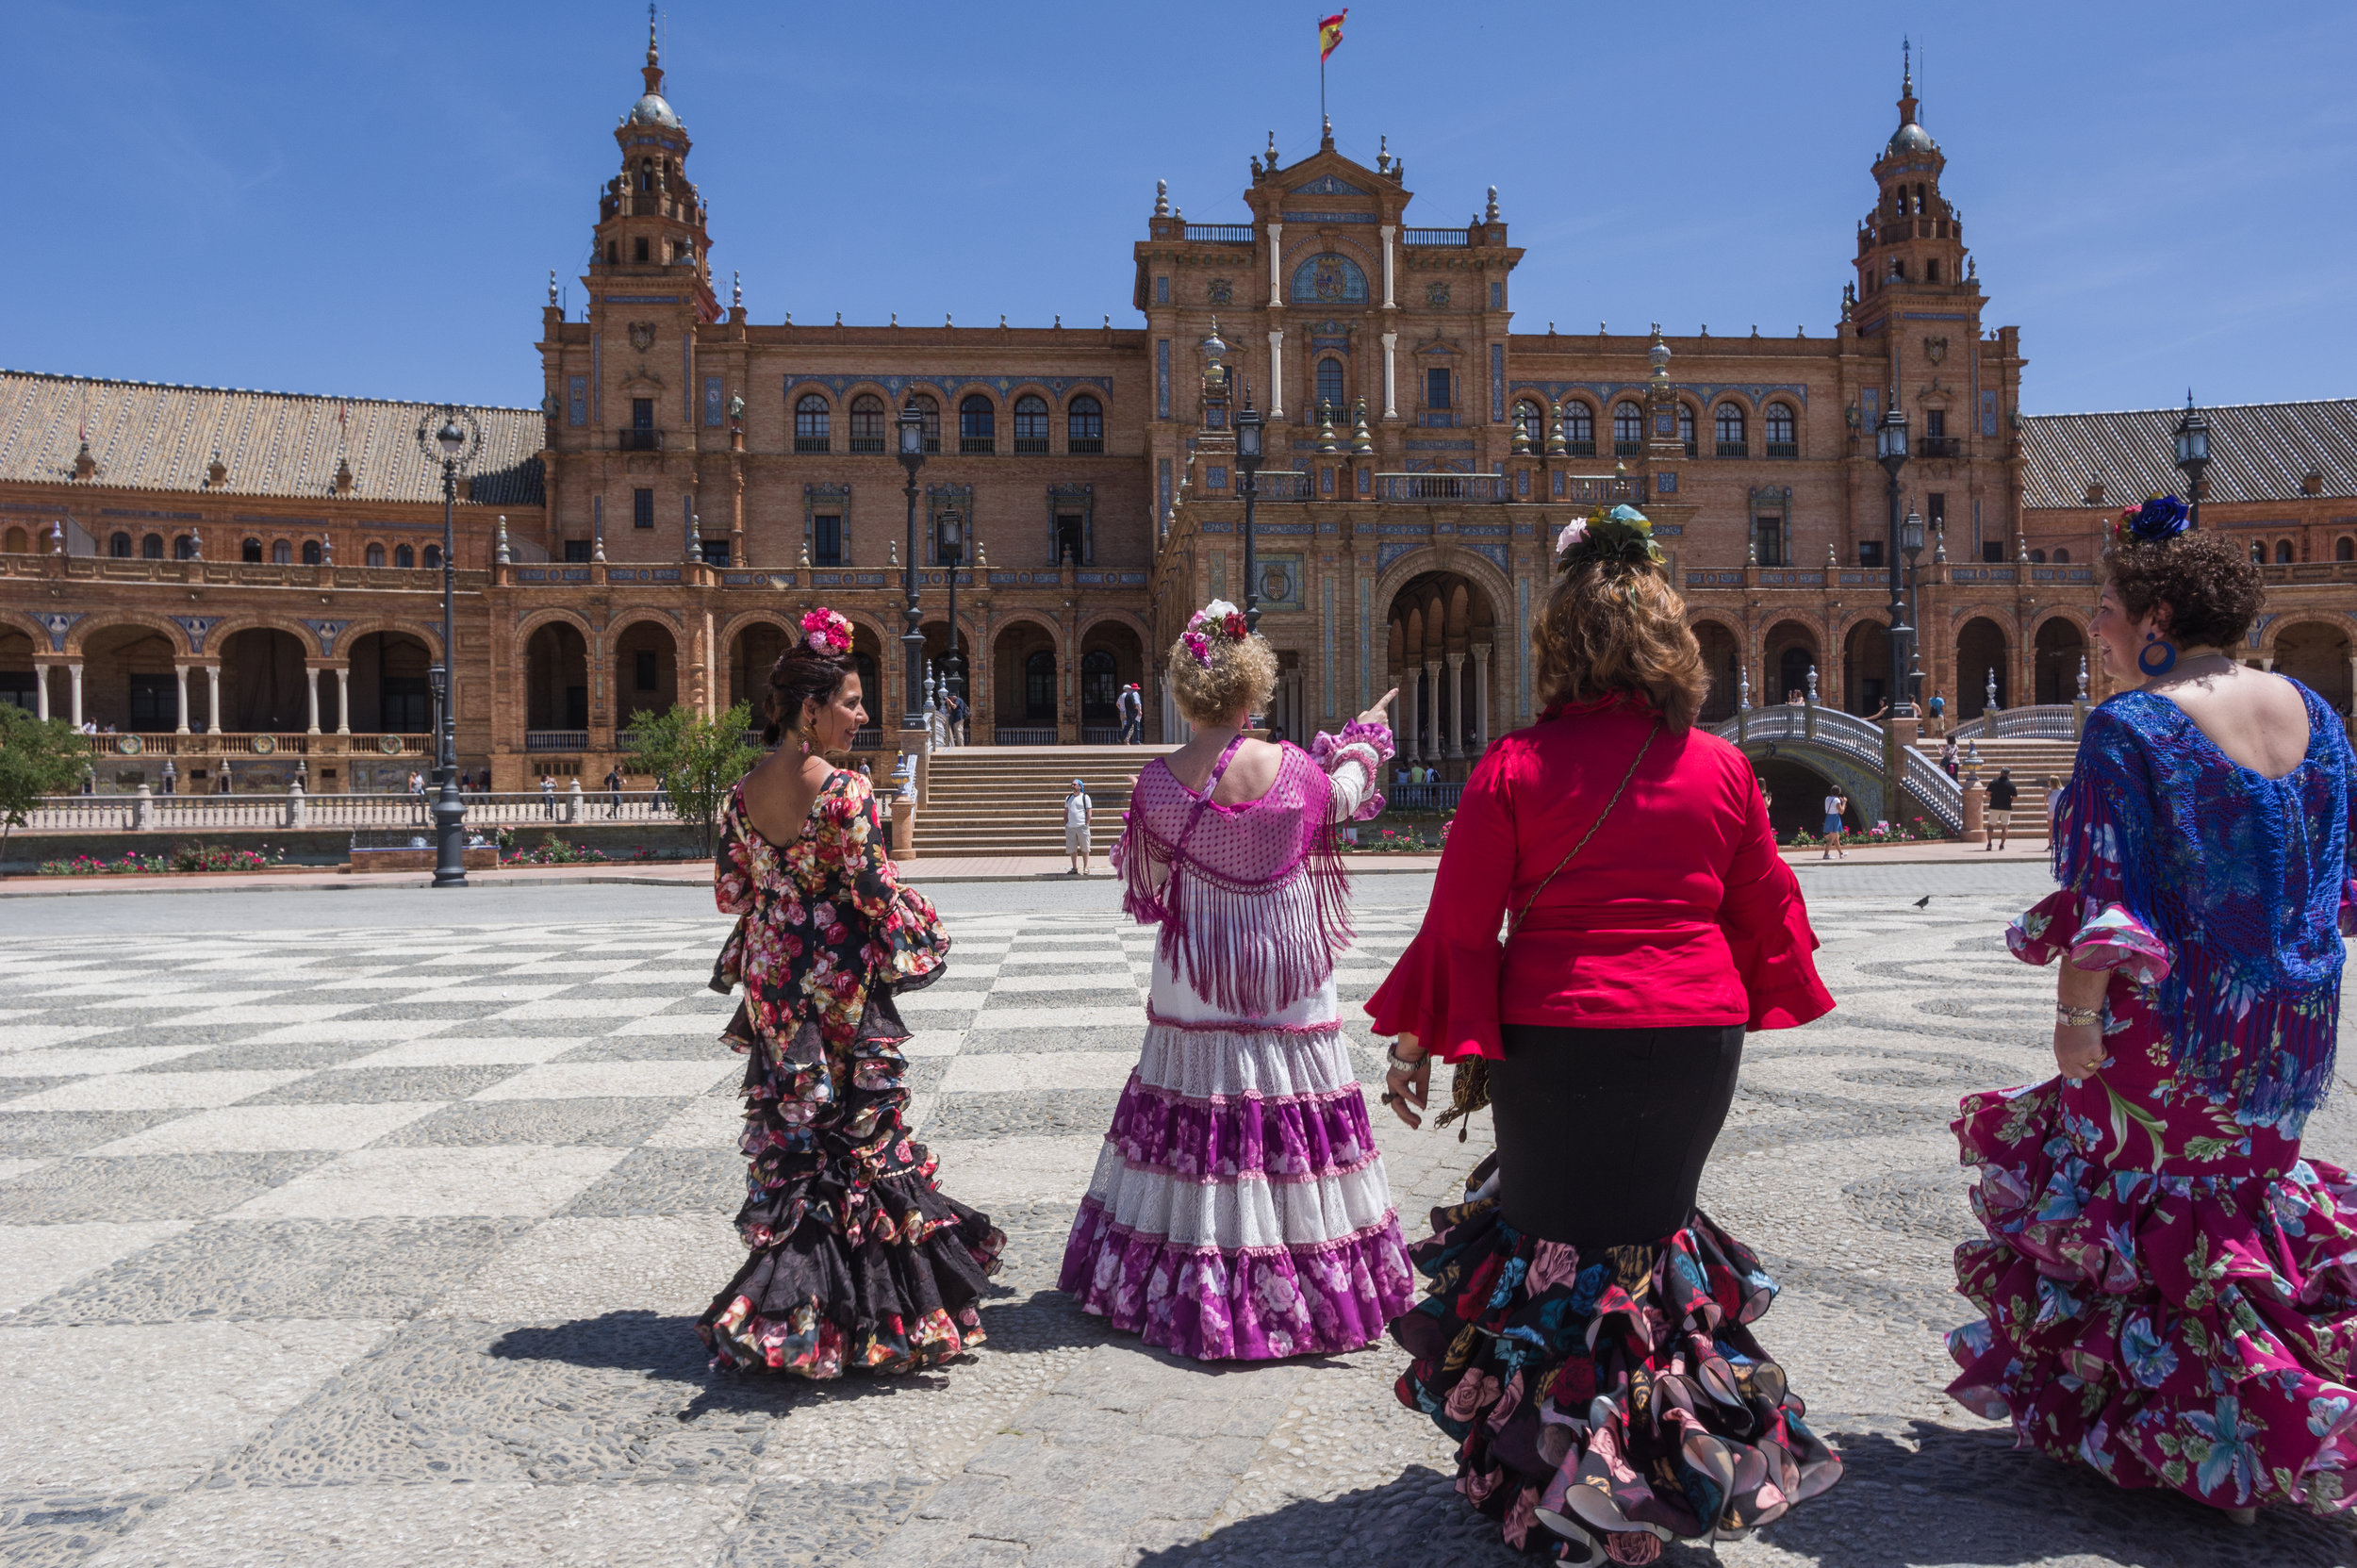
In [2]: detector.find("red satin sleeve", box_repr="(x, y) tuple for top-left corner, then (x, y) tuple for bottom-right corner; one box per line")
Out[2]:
(1363, 747), (1513, 1061)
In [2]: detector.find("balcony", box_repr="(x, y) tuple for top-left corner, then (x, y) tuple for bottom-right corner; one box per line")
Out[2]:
(1014, 437), (1048, 454)
(1560, 474), (1649, 505)
(1067, 437), (1103, 454)
(1613, 439), (1641, 457)
(1919, 437), (1963, 459)
(1246, 470), (1314, 501)
(1564, 439), (1596, 457)
(1766, 441), (1799, 459)
(1716, 439), (1749, 458)
(1373, 472), (1510, 503)
(1401, 228), (1471, 247)
(617, 429), (663, 452)
(1184, 224), (1254, 244)
(525, 730), (589, 753)
(794, 436), (830, 454)
(849, 436), (884, 454)
(959, 437), (996, 455)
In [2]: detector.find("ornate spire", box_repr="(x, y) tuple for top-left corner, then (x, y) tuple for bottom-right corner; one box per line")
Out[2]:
(643, 3), (664, 97)
(1899, 35), (1916, 128)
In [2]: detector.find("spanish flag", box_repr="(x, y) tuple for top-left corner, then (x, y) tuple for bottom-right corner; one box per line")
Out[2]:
(1319, 9), (1346, 62)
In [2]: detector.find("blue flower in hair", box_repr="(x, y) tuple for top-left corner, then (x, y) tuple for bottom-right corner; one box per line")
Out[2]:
(2117, 495), (2191, 545)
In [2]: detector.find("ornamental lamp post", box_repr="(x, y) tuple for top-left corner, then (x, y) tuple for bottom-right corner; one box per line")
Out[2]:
(412, 404), (479, 887)
(1874, 402), (1911, 720)
(1901, 505), (1926, 712)
(1234, 394), (1264, 633)
(896, 403), (928, 733)
(939, 506), (965, 718)
(2173, 391), (2211, 530)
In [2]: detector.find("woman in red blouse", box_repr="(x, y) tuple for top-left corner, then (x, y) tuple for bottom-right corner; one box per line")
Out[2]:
(1369, 506), (1843, 1564)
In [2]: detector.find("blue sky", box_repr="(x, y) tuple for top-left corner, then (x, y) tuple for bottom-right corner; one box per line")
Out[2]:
(16, 2), (2353, 415)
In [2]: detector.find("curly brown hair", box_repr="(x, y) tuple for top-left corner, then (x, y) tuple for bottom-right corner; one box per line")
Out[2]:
(2102, 529), (2266, 650)
(1167, 628), (1278, 724)
(1530, 558), (1707, 730)
(760, 642), (857, 748)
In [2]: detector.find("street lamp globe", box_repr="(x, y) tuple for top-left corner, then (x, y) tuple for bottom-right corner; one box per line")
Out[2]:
(940, 508), (963, 558)
(1874, 404), (1909, 473)
(1902, 507), (1925, 563)
(2173, 393), (2210, 472)
(437, 418), (466, 461)
(898, 404), (925, 460)
(1234, 401), (1263, 470)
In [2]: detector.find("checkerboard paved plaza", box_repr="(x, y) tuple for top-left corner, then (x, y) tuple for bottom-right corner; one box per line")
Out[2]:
(1, 875), (2353, 1567)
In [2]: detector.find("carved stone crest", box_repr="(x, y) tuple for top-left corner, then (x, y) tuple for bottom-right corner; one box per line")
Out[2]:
(1206, 278), (1233, 305)
(1922, 335), (1948, 365)
(1426, 281), (1451, 307)
(628, 322), (657, 353)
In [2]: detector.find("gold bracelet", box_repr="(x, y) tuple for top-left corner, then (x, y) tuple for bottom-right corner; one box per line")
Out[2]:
(2056, 1005), (2102, 1028)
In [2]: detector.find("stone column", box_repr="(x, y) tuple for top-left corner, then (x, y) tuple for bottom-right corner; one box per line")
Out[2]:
(33, 664), (49, 721)
(1266, 223), (1283, 307)
(68, 663), (83, 729)
(173, 665), (190, 734)
(1400, 666), (1418, 765)
(1424, 658), (1442, 762)
(1267, 330), (1286, 421)
(1381, 333), (1398, 419)
(1433, 641), (1452, 754)
(335, 667), (351, 734)
(1472, 642), (1492, 751)
(1379, 225), (1396, 308)
(306, 669), (321, 734)
(206, 666), (222, 734)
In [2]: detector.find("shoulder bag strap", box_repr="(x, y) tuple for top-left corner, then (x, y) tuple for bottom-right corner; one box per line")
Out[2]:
(1504, 717), (1662, 944)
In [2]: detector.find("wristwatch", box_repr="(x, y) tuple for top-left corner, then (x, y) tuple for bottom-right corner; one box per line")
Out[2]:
(2056, 1005), (2102, 1029)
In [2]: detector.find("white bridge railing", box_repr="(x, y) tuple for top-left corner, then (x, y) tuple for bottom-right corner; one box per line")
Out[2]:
(1947, 704), (2083, 741)
(15, 788), (684, 834)
(1711, 703), (1964, 834)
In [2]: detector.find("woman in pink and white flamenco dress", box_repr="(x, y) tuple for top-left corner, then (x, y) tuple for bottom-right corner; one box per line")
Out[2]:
(1058, 601), (1414, 1360)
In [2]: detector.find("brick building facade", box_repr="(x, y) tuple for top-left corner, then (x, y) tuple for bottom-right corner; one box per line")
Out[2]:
(4, 28), (2352, 797)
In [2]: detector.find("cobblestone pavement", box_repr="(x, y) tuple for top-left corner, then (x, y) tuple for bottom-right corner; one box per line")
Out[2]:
(1, 876), (2353, 1567)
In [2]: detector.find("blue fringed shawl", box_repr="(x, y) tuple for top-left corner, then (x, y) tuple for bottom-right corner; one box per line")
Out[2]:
(2056, 685), (2357, 1118)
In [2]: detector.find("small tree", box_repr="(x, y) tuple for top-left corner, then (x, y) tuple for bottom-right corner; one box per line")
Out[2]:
(623, 700), (762, 856)
(0, 707), (92, 862)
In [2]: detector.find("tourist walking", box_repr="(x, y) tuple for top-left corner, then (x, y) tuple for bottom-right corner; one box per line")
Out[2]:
(1986, 767), (2017, 850)
(1368, 505), (1842, 1563)
(1063, 777), (1093, 875)
(1116, 681), (1143, 744)
(539, 772), (558, 818)
(1060, 597), (1410, 1360)
(1927, 686), (1948, 734)
(699, 605), (1002, 1377)
(1941, 734), (1960, 779)
(1949, 498), (2357, 1523)
(1821, 787), (1848, 858)
(604, 764), (624, 817)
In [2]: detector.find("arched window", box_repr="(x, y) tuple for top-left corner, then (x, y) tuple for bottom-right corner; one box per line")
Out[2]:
(2276, 539), (2297, 564)
(904, 394), (941, 454)
(109, 531), (133, 557)
(1564, 402), (1595, 455)
(301, 540), (322, 566)
(2053, 548), (2070, 564)
(1512, 400), (1544, 449)
(1013, 394), (1050, 454)
(794, 393), (831, 453)
(1677, 404), (1697, 456)
(1066, 394), (1103, 454)
(365, 543), (386, 568)
(1714, 404), (1748, 456)
(395, 544), (415, 569)
(1611, 401), (1643, 455)
(242, 537), (263, 563)
(1081, 649), (1119, 723)
(1764, 404), (1797, 456)
(849, 393), (886, 453)
(2, 526), (25, 554)
(2338, 536), (2355, 562)
(272, 539), (292, 565)
(2029, 549), (2047, 564)
(2250, 541), (2267, 566)
(637, 159), (653, 191)
(173, 535), (197, 560)
(1023, 650), (1056, 720)
(959, 394), (996, 454)
(1315, 358), (1347, 415)
(140, 533), (163, 559)
(422, 544), (442, 569)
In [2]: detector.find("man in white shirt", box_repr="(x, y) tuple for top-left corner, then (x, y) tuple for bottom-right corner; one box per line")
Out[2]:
(1064, 777), (1094, 875)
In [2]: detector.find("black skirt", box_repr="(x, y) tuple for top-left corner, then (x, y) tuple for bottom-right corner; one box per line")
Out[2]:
(1487, 1021), (1744, 1248)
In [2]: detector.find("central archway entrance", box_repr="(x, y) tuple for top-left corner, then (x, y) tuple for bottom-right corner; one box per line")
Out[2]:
(1385, 570), (1499, 777)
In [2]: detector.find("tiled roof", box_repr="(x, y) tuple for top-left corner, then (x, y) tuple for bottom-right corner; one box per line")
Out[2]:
(0, 370), (544, 505)
(2019, 397), (2357, 510)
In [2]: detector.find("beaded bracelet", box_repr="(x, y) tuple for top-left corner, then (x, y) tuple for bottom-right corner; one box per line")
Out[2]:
(1384, 1043), (1426, 1074)
(2056, 1005), (2102, 1029)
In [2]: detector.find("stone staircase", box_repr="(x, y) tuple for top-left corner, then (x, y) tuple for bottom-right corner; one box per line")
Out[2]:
(1953, 736), (2078, 839)
(912, 746), (1178, 858)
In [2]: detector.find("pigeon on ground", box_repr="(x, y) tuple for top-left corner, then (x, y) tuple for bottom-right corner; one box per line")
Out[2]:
(1913, 895), (1932, 909)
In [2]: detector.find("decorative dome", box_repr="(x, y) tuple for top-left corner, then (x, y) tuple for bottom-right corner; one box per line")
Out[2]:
(1887, 121), (1936, 156)
(628, 91), (681, 129)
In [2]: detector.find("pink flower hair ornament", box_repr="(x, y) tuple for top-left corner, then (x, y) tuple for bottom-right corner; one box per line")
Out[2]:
(799, 607), (852, 655)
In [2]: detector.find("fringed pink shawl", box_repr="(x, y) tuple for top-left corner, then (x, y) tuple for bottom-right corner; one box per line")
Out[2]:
(1116, 739), (1363, 1018)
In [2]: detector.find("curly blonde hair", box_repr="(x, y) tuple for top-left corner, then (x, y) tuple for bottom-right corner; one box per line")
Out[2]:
(1530, 559), (1707, 730)
(1167, 628), (1278, 724)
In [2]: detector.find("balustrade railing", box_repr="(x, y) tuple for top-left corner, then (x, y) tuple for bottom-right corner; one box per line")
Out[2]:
(1184, 224), (1254, 243)
(994, 727), (1059, 746)
(1401, 228), (1472, 246)
(1249, 470), (1315, 501)
(1079, 726), (1125, 745)
(14, 789), (687, 834)
(524, 730), (590, 752)
(1948, 705), (2082, 741)
(1709, 704), (1964, 832)
(1372, 472), (1510, 503)
(74, 732), (433, 759)
(1384, 782), (1464, 813)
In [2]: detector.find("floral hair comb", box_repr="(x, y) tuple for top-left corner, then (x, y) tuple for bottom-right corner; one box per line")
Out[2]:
(800, 606), (852, 654)
(1555, 503), (1663, 573)
(1181, 599), (1248, 667)
(2113, 494), (2191, 548)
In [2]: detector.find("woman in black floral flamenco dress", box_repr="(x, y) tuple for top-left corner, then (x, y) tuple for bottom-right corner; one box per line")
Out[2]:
(697, 607), (1003, 1376)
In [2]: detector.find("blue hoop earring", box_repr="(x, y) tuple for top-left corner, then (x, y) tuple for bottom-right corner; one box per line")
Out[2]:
(2137, 632), (2178, 677)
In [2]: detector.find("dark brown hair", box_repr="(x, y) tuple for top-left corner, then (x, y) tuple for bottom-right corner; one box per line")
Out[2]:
(2102, 530), (2266, 650)
(761, 642), (856, 748)
(1530, 558), (1707, 731)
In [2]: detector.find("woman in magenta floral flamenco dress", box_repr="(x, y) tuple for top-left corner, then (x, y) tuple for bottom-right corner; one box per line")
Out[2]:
(698, 608), (1004, 1377)
(1950, 499), (2357, 1524)
(1369, 508), (1843, 1566)
(1058, 600), (1412, 1359)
